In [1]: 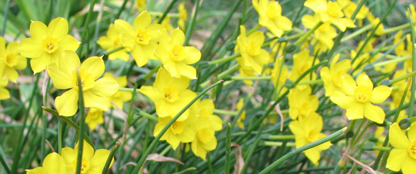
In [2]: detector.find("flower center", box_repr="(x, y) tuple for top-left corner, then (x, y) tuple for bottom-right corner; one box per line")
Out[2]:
(197, 128), (213, 144)
(5, 54), (17, 67)
(171, 121), (185, 134)
(88, 108), (102, 119)
(246, 41), (261, 57)
(113, 38), (122, 47)
(72, 157), (90, 174)
(306, 129), (319, 143)
(136, 29), (151, 45)
(163, 86), (179, 103)
(72, 69), (96, 91)
(170, 45), (186, 62)
(354, 85), (372, 103)
(408, 141), (416, 159)
(42, 37), (58, 53)
(266, 2), (280, 19)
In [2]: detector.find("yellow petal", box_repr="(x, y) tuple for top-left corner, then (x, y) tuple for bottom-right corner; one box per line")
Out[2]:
(0, 87), (10, 100)
(408, 124), (416, 143)
(114, 19), (136, 48)
(389, 123), (410, 149)
(177, 63), (197, 79)
(58, 35), (80, 51)
(340, 74), (355, 96)
(30, 53), (51, 73)
(289, 120), (304, 136)
(302, 14), (319, 29)
(363, 103), (385, 124)
(30, 21), (48, 40)
(80, 56), (104, 80)
(47, 64), (73, 89)
(402, 157), (416, 174)
(304, 148), (320, 166)
(170, 29), (185, 46)
(26, 167), (47, 174)
(357, 74), (373, 88)
(19, 38), (43, 58)
(182, 46), (201, 64)
(370, 85), (391, 104)
(330, 95), (354, 109)
(42, 152), (67, 173)
(345, 102), (364, 120)
(90, 149), (113, 170)
(83, 90), (110, 111)
(89, 76), (119, 97)
(133, 11), (151, 29)
(304, 0), (327, 12)
(48, 17), (68, 39)
(386, 149), (407, 171)
(4, 69), (18, 82)
(55, 89), (79, 116)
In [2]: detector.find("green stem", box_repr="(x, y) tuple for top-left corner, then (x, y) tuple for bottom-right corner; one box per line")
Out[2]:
(382, 23), (411, 34)
(1, 0), (11, 36)
(101, 46), (125, 56)
(389, 69), (416, 85)
(115, 0), (128, 19)
(297, 79), (323, 85)
(157, 0), (178, 24)
(341, 24), (373, 43)
(262, 141), (296, 147)
(76, 69), (86, 174)
(131, 80), (224, 173)
(225, 123), (231, 174)
(77, 0), (97, 58)
(208, 54), (241, 65)
(408, 6), (416, 125)
(259, 128), (347, 174)
(247, 24), (261, 36)
(184, 0), (200, 46)
(137, 110), (158, 121)
(200, 64), (240, 88)
(102, 142), (120, 174)
(267, 135), (295, 140)
(227, 76), (271, 81)
(148, 11), (180, 17)
(294, 22), (323, 46)
(143, 65), (161, 80)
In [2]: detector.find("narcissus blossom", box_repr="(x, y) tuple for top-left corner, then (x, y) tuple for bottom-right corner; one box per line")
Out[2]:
(140, 68), (196, 120)
(289, 112), (331, 166)
(25, 153), (68, 174)
(104, 73), (132, 109)
(321, 54), (351, 97)
(236, 99), (246, 129)
(288, 50), (319, 90)
(85, 108), (104, 129)
(61, 141), (113, 174)
(155, 29), (201, 79)
(330, 74), (391, 124)
(114, 11), (164, 67)
(0, 36), (27, 82)
(191, 128), (218, 160)
(387, 123), (416, 174)
(47, 51), (119, 116)
(252, 0), (292, 37)
(19, 17), (79, 73)
(0, 77), (9, 100)
(304, 0), (355, 31)
(97, 24), (130, 61)
(154, 116), (195, 150)
(178, 2), (187, 30)
(288, 85), (319, 120)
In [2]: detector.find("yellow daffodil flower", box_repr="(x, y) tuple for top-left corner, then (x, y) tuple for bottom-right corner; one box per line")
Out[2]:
(0, 37), (27, 82)
(235, 25), (270, 75)
(140, 68), (196, 120)
(161, 16), (174, 32)
(304, 0), (355, 31)
(302, 14), (337, 50)
(321, 54), (352, 97)
(337, 0), (369, 20)
(0, 77), (9, 100)
(351, 39), (379, 74)
(154, 116), (195, 150)
(97, 24), (130, 61)
(155, 29), (201, 79)
(289, 112), (331, 166)
(136, 0), (146, 11)
(25, 152), (68, 174)
(191, 128), (218, 160)
(114, 11), (164, 67)
(271, 57), (288, 95)
(367, 13), (384, 36)
(289, 50), (319, 90)
(61, 141), (113, 173)
(104, 73), (132, 109)
(330, 74), (391, 124)
(189, 99), (222, 131)
(19, 17), (80, 73)
(394, 31), (413, 72)
(252, 0), (292, 37)
(236, 99), (246, 129)
(178, 2), (187, 30)
(288, 85), (319, 120)
(86, 108), (104, 130)
(390, 69), (411, 109)
(47, 51), (119, 116)
(387, 123), (416, 174)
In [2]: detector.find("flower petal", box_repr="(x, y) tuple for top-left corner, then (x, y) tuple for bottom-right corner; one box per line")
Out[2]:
(83, 90), (110, 111)
(19, 38), (43, 58)
(133, 11), (151, 29)
(42, 152), (67, 173)
(89, 76), (119, 97)
(345, 102), (364, 120)
(90, 149), (112, 170)
(170, 29), (185, 46)
(48, 17), (68, 39)
(58, 35), (80, 51)
(80, 56), (104, 80)
(47, 64), (73, 89)
(55, 89), (79, 116)
(330, 95), (355, 109)
(386, 149), (407, 171)
(388, 123), (410, 149)
(357, 74), (373, 88)
(370, 85), (392, 104)
(30, 21), (48, 40)
(363, 103), (385, 124)
(402, 156), (416, 174)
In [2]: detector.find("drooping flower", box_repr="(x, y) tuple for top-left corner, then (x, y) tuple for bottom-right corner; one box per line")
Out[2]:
(390, 69), (411, 109)
(0, 37), (27, 82)
(330, 74), (391, 124)
(0, 77), (9, 100)
(367, 13), (384, 36)
(304, 0), (355, 31)
(236, 98), (246, 129)
(114, 11), (164, 67)
(191, 127), (218, 160)
(154, 116), (195, 150)
(25, 152), (68, 174)
(337, 0), (369, 20)
(47, 51), (119, 116)
(394, 30), (413, 72)
(140, 68), (196, 120)
(386, 123), (416, 174)
(289, 112), (331, 166)
(302, 14), (337, 51)
(85, 108), (104, 129)
(235, 25), (270, 75)
(252, 0), (292, 37)
(288, 49), (319, 90)
(19, 17), (80, 73)
(97, 24), (130, 61)
(321, 54), (352, 97)
(104, 73), (132, 109)
(288, 85), (319, 120)
(270, 57), (288, 96)
(189, 99), (223, 131)
(61, 141), (113, 174)
(155, 29), (201, 79)
(178, 2), (187, 30)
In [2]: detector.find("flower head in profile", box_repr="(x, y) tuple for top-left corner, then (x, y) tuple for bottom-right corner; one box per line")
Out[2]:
(288, 50), (319, 90)
(136, 0), (146, 11)
(288, 85), (319, 120)
(155, 29), (201, 79)
(289, 112), (331, 166)
(330, 74), (391, 124)
(191, 128), (218, 160)
(114, 11), (164, 67)
(154, 116), (195, 150)
(19, 17), (79, 73)
(304, 0), (355, 31)
(321, 54), (351, 97)
(26, 152), (69, 174)
(302, 14), (337, 51)
(47, 51), (119, 116)
(387, 123), (416, 174)
(140, 68), (196, 120)
(0, 37), (27, 82)
(236, 99), (246, 129)
(235, 25), (270, 75)
(252, 0), (292, 37)
(97, 24), (130, 61)
(0, 77), (9, 100)
(104, 73), (132, 109)
(85, 108), (104, 130)
(61, 141), (113, 174)
(178, 2), (187, 30)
